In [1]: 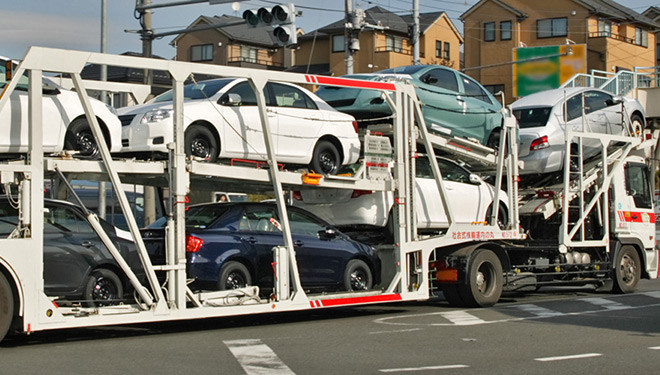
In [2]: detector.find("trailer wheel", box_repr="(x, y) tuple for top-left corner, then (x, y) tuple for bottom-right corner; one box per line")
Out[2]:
(310, 140), (340, 175)
(64, 118), (101, 158)
(441, 284), (465, 307)
(344, 259), (373, 291)
(83, 269), (123, 307)
(0, 272), (14, 342)
(613, 246), (641, 293)
(459, 249), (503, 307)
(218, 261), (252, 290)
(185, 125), (218, 162)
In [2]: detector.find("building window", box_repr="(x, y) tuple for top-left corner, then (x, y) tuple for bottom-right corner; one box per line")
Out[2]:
(386, 35), (403, 52)
(537, 17), (567, 38)
(240, 46), (257, 63)
(484, 22), (495, 42)
(500, 21), (512, 40)
(635, 27), (649, 47)
(443, 42), (450, 59)
(436, 40), (442, 58)
(597, 20), (611, 37)
(332, 35), (345, 53)
(191, 44), (213, 61)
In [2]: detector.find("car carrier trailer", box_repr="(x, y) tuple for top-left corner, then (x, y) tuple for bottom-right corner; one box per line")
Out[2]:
(0, 47), (656, 342)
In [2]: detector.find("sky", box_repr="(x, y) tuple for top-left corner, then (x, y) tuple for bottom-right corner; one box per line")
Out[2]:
(0, 0), (657, 61)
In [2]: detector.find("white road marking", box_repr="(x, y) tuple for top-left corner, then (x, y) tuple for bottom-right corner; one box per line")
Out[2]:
(515, 304), (564, 318)
(648, 346), (660, 350)
(379, 364), (469, 372)
(535, 353), (602, 362)
(369, 328), (422, 335)
(439, 311), (486, 326)
(643, 291), (660, 299)
(579, 297), (627, 310)
(224, 339), (295, 375)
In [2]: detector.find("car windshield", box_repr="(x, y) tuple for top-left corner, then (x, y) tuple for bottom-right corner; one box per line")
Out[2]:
(315, 75), (373, 105)
(377, 65), (427, 75)
(513, 107), (552, 128)
(153, 79), (234, 103)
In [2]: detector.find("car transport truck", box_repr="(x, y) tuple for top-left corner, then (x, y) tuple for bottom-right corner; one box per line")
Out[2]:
(0, 47), (656, 342)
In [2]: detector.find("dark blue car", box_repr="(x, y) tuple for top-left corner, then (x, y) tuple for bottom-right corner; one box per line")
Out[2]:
(142, 202), (380, 294)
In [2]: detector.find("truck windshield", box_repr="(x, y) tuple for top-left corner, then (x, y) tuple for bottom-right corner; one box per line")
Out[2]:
(0, 59), (29, 91)
(513, 107), (552, 128)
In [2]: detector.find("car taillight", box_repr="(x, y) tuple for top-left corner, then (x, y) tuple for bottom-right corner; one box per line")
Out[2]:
(530, 136), (549, 151)
(351, 189), (373, 198)
(352, 120), (359, 134)
(186, 235), (203, 253)
(292, 190), (302, 201)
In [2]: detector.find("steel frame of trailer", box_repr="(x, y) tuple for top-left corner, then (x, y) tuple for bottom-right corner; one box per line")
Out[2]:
(0, 47), (520, 335)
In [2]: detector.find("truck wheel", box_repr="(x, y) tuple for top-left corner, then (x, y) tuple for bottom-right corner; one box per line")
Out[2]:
(459, 249), (503, 307)
(613, 246), (641, 293)
(83, 269), (123, 307)
(218, 261), (252, 290)
(441, 284), (465, 307)
(344, 259), (373, 291)
(0, 272), (14, 342)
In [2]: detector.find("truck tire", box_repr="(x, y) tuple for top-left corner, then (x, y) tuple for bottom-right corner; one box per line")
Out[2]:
(0, 272), (14, 342)
(459, 249), (503, 307)
(612, 246), (641, 294)
(441, 284), (466, 307)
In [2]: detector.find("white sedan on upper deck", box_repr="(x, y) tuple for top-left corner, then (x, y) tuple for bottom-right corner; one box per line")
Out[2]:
(117, 78), (361, 175)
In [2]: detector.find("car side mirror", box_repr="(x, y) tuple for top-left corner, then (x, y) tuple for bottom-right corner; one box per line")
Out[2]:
(421, 75), (438, 84)
(607, 96), (624, 106)
(370, 97), (384, 105)
(318, 228), (337, 239)
(219, 93), (242, 106)
(469, 174), (481, 185)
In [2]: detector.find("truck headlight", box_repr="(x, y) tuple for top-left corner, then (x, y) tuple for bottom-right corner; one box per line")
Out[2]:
(141, 109), (173, 124)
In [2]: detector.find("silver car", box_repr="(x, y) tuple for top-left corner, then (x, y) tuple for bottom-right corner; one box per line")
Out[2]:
(512, 87), (645, 174)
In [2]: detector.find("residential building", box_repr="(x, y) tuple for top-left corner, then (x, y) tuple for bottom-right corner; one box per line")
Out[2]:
(461, 0), (659, 103)
(292, 6), (464, 76)
(642, 6), (660, 67)
(171, 15), (298, 70)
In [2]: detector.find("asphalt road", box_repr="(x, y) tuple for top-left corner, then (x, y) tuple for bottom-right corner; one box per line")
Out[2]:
(3, 280), (660, 374)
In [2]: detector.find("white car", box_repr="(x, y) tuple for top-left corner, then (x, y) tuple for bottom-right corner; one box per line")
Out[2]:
(293, 157), (509, 237)
(117, 78), (361, 175)
(0, 56), (122, 157)
(512, 87), (646, 175)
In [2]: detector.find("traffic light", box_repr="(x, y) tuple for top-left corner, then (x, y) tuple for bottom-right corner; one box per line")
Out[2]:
(242, 3), (297, 46)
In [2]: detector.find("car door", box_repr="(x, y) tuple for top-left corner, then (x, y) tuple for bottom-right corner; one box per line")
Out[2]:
(458, 74), (495, 143)
(584, 90), (623, 135)
(267, 82), (323, 162)
(414, 68), (465, 136)
(622, 162), (655, 251)
(236, 205), (283, 288)
(43, 204), (108, 297)
(216, 80), (272, 159)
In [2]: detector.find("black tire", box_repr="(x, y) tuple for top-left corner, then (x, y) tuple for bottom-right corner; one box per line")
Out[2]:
(344, 259), (373, 291)
(217, 261), (252, 290)
(310, 140), (341, 175)
(612, 246), (641, 294)
(0, 272), (14, 342)
(64, 118), (102, 158)
(384, 210), (395, 243)
(458, 249), (503, 307)
(441, 284), (466, 307)
(185, 125), (218, 162)
(486, 203), (508, 230)
(486, 128), (501, 150)
(630, 114), (644, 138)
(82, 269), (123, 307)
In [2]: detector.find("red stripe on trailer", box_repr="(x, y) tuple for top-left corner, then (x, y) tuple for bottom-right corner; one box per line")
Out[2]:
(311, 293), (402, 308)
(311, 76), (397, 91)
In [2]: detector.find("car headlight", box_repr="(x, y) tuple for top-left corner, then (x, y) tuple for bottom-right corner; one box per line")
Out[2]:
(141, 109), (173, 124)
(105, 103), (118, 116)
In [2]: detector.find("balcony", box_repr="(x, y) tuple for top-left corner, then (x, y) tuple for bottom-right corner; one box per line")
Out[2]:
(227, 57), (284, 69)
(588, 31), (646, 47)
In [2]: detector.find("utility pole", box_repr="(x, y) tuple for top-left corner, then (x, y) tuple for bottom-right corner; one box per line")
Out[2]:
(345, 0), (354, 74)
(412, 0), (420, 65)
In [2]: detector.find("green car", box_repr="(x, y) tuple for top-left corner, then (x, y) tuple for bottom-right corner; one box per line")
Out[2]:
(315, 65), (503, 147)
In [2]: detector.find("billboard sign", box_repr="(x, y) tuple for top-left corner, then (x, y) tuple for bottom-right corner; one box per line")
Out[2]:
(513, 44), (586, 97)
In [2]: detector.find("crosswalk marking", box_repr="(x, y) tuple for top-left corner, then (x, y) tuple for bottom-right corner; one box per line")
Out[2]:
(515, 304), (564, 318)
(535, 353), (602, 362)
(224, 339), (295, 375)
(579, 297), (627, 310)
(439, 311), (486, 325)
(379, 364), (469, 372)
(642, 291), (660, 299)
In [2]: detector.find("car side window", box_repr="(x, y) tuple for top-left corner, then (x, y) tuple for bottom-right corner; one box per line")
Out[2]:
(242, 207), (279, 232)
(437, 159), (470, 183)
(268, 83), (318, 110)
(565, 95), (583, 122)
(44, 206), (89, 234)
(420, 68), (458, 92)
(224, 81), (258, 106)
(288, 210), (326, 236)
(584, 91), (611, 114)
(415, 157), (434, 178)
(461, 76), (492, 104)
